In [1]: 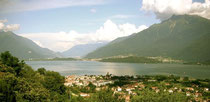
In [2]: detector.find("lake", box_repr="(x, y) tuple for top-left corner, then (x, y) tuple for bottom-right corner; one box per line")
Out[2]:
(26, 61), (210, 79)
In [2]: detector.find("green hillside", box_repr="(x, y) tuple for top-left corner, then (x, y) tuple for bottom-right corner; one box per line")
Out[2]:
(85, 15), (210, 62)
(0, 31), (59, 59)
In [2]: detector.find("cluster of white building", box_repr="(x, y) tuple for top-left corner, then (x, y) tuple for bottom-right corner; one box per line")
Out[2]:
(64, 75), (113, 87)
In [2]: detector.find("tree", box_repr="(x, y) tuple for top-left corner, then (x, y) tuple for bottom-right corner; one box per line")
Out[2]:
(90, 89), (123, 102)
(15, 77), (50, 102)
(131, 88), (188, 102)
(37, 68), (46, 75)
(88, 82), (96, 92)
(0, 73), (17, 102)
(183, 77), (189, 82)
(42, 71), (68, 101)
(0, 51), (25, 76)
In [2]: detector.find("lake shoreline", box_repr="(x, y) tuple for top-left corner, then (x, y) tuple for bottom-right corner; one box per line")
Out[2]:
(26, 60), (210, 66)
(26, 61), (210, 79)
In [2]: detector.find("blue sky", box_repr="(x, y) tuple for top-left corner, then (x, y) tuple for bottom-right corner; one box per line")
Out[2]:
(0, 0), (158, 34)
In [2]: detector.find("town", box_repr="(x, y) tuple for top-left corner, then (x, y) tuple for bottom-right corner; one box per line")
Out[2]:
(64, 73), (210, 102)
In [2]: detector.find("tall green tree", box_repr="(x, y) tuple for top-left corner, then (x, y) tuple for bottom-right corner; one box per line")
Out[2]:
(0, 51), (24, 76)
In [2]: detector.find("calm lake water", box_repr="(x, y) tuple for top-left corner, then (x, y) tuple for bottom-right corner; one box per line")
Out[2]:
(26, 61), (210, 79)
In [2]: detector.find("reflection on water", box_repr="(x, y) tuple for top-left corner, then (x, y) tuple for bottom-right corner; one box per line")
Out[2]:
(26, 61), (210, 79)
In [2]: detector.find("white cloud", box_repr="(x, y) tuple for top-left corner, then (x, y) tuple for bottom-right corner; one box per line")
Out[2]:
(141, 0), (210, 20)
(5, 24), (20, 32)
(0, 0), (106, 13)
(90, 8), (97, 13)
(0, 23), (4, 30)
(0, 19), (8, 29)
(19, 20), (148, 52)
(0, 19), (20, 32)
(0, 19), (8, 23)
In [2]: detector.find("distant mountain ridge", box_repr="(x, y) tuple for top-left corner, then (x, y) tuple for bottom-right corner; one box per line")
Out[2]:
(62, 42), (108, 58)
(85, 15), (210, 62)
(0, 31), (60, 59)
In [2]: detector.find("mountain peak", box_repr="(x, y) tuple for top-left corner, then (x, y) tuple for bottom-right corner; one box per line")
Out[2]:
(86, 14), (210, 62)
(169, 14), (205, 21)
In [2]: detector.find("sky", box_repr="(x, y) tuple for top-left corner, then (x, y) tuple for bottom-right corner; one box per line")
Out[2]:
(0, 0), (209, 52)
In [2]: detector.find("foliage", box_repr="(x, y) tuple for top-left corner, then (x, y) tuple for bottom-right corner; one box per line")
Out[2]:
(14, 77), (50, 102)
(131, 88), (189, 102)
(69, 89), (124, 102)
(0, 51), (24, 76)
(29, 57), (78, 61)
(37, 68), (46, 75)
(100, 56), (161, 63)
(90, 89), (123, 102)
(79, 82), (96, 93)
(0, 73), (17, 102)
(0, 51), (69, 102)
(44, 71), (65, 92)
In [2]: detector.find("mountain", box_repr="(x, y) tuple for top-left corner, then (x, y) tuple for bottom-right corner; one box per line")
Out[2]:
(0, 31), (60, 59)
(62, 42), (108, 58)
(85, 15), (210, 62)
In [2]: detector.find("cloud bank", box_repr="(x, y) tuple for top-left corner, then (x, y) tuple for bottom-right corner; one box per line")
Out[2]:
(0, 19), (20, 32)
(141, 0), (210, 20)
(0, 0), (106, 13)
(19, 20), (147, 52)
